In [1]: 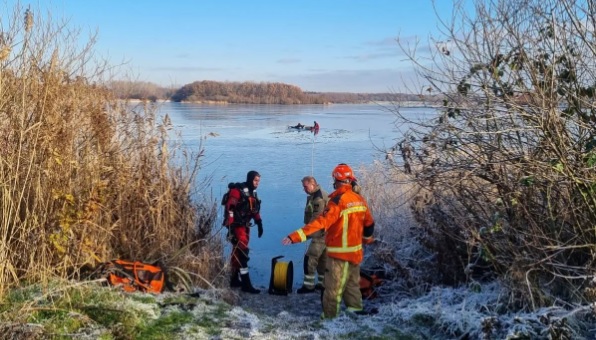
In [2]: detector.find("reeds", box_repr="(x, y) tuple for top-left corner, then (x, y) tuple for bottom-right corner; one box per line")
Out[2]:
(0, 4), (222, 297)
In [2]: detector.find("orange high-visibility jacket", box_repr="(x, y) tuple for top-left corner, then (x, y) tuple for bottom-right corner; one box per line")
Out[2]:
(288, 184), (375, 264)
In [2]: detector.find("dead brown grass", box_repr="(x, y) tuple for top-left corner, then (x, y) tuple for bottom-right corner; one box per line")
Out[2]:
(0, 3), (222, 297)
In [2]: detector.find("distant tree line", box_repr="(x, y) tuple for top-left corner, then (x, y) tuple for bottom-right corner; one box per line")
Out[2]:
(169, 80), (327, 104)
(108, 80), (436, 104)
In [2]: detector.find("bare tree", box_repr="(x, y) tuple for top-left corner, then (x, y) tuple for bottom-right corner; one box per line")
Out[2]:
(392, 0), (596, 309)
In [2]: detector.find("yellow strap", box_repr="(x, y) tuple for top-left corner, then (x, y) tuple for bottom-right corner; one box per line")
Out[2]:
(327, 244), (362, 253)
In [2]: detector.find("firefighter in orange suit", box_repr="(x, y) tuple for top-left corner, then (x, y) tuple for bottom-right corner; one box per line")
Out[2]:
(282, 163), (375, 318)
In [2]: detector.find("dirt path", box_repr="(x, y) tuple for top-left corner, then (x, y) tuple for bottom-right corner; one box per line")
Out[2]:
(230, 283), (383, 320)
(233, 286), (323, 319)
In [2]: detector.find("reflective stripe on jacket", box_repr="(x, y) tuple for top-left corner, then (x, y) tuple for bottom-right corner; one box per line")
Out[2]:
(288, 184), (374, 264)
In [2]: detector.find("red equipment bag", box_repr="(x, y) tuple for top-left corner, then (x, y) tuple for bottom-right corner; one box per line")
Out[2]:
(359, 271), (383, 299)
(105, 259), (166, 294)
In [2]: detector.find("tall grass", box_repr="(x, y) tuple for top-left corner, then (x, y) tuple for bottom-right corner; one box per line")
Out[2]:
(0, 4), (222, 297)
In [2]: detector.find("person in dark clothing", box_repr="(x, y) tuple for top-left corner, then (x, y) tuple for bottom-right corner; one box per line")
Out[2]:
(297, 176), (329, 294)
(225, 170), (263, 294)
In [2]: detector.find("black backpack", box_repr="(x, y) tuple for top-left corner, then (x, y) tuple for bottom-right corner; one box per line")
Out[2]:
(220, 182), (260, 227)
(221, 182), (244, 226)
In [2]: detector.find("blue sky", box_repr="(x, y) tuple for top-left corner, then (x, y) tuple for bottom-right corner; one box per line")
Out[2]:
(19, 1), (458, 93)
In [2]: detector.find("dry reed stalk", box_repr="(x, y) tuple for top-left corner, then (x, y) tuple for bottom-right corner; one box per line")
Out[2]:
(0, 4), (222, 299)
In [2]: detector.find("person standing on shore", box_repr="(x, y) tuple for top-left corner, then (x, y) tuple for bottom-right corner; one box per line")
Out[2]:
(297, 176), (329, 294)
(282, 163), (375, 318)
(224, 170), (263, 294)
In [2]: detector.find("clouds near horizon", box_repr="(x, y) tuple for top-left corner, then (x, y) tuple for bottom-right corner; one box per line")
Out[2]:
(18, 0), (457, 92)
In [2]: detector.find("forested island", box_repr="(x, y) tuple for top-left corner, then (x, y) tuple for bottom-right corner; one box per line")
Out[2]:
(108, 80), (440, 104)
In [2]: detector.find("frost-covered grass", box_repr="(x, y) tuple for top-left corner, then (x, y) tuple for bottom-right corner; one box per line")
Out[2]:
(0, 278), (594, 339)
(371, 280), (595, 339)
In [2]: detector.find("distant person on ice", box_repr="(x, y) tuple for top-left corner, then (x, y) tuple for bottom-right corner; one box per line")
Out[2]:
(282, 163), (375, 318)
(224, 170), (263, 294)
(296, 176), (329, 294)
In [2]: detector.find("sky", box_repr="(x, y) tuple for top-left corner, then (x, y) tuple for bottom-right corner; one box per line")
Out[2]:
(13, 1), (461, 93)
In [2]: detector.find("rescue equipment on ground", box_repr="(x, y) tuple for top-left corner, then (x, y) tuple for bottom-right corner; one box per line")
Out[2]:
(359, 271), (383, 299)
(104, 259), (166, 294)
(268, 255), (294, 295)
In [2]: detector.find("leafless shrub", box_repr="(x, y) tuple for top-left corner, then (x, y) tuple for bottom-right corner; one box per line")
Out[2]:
(390, 0), (596, 310)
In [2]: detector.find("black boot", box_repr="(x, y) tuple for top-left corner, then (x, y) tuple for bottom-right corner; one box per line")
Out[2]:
(240, 273), (260, 294)
(297, 285), (316, 294)
(230, 270), (242, 288)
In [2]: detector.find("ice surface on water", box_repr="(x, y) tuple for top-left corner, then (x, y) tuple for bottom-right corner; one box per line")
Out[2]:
(160, 102), (435, 287)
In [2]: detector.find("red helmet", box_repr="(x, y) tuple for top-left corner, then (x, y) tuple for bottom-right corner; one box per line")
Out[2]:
(332, 163), (354, 182)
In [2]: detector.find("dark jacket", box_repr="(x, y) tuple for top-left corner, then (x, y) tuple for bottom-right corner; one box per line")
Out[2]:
(303, 185), (329, 239)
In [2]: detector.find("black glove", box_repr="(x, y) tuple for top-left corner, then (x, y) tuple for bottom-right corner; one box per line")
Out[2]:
(256, 220), (263, 238)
